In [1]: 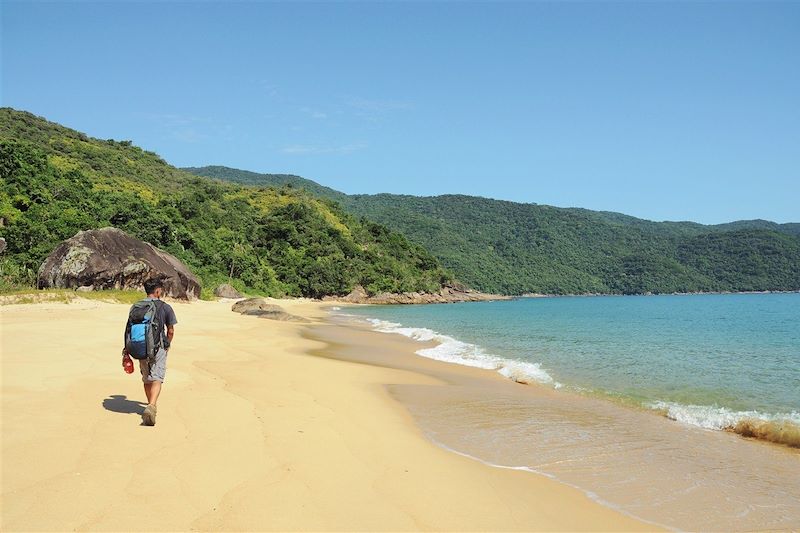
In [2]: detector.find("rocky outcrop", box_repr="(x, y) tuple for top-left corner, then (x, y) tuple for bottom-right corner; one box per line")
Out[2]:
(231, 298), (308, 322)
(37, 227), (200, 300)
(214, 283), (243, 299)
(325, 284), (511, 305)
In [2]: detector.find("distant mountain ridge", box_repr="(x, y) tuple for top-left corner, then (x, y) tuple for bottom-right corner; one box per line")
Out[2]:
(183, 165), (800, 238)
(185, 165), (800, 295)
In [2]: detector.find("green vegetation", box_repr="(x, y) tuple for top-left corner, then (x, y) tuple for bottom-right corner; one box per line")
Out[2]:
(0, 109), (451, 297)
(188, 167), (800, 295)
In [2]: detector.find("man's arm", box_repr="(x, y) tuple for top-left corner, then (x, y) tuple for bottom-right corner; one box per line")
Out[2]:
(123, 318), (130, 356)
(159, 302), (177, 350)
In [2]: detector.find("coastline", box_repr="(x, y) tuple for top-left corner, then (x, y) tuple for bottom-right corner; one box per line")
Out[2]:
(328, 304), (800, 531)
(1, 297), (652, 531)
(354, 300), (800, 449)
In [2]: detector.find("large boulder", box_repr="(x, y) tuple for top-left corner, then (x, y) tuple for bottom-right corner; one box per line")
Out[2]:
(37, 227), (201, 300)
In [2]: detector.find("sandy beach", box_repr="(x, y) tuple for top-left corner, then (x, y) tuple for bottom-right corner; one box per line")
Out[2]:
(0, 296), (656, 531)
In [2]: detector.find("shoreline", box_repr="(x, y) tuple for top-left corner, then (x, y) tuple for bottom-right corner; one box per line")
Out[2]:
(326, 305), (800, 531)
(302, 314), (668, 531)
(303, 318), (672, 530)
(340, 298), (800, 450)
(1, 297), (653, 531)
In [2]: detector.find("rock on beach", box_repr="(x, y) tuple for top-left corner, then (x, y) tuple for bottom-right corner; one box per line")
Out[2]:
(37, 227), (201, 300)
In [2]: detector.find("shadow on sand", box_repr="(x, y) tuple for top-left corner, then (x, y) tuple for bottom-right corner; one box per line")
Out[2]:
(102, 394), (146, 415)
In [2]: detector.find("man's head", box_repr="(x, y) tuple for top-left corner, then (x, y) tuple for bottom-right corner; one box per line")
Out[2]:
(143, 278), (164, 298)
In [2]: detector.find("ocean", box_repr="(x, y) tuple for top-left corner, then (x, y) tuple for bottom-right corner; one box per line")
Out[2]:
(338, 293), (800, 530)
(344, 293), (800, 439)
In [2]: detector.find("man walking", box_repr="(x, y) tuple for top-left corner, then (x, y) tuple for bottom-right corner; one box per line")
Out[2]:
(123, 278), (177, 426)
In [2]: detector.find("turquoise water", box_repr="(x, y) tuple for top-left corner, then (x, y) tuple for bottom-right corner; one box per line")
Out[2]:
(343, 293), (800, 432)
(337, 293), (800, 530)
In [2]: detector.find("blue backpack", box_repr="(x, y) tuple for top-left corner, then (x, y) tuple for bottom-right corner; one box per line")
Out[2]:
(124, 299), (164, 360)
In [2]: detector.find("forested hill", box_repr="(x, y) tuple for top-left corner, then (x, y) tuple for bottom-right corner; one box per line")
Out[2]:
(185, 166), (800, 295)
(0, 108), (452, 297)
(184, 165), (348, 202)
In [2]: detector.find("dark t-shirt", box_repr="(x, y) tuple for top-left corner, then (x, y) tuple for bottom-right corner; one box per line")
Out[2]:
(145, 298), (177, 347)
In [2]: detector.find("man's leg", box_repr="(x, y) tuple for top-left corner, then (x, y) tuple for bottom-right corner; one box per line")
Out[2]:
(140, 349), (167, 426)
(142, 381), (160, 426)
(143, 381), (162, 406)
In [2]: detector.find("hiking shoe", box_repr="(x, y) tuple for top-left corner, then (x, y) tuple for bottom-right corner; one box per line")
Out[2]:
(142, 404), (157, 426)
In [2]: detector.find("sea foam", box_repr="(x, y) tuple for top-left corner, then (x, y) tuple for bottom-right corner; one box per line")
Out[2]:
(364, 318), (559, 387)
(351, 312), (799, 447)
(648, 400), (800, 447)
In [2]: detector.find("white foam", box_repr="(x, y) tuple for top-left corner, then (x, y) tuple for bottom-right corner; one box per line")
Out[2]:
(647, 400), (800, 431)
(365, 318), (558, 386)
(498, 360), (557, 385)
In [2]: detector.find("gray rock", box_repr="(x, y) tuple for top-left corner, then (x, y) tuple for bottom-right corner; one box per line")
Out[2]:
(246, 309), (308, 322)
(231, 297), (274, 314)
(0, 237), (6, 254)
(231, 298), (308, 322)
(37, 227), (201, 300)
(214, 283), (243, 299)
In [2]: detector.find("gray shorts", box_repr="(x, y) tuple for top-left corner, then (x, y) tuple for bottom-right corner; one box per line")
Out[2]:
(139, 347), (168, 383)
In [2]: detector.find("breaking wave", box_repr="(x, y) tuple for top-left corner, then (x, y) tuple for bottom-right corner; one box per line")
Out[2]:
(648, 401), (800, 447)
(364, 318), (560, 387)
(352, 314), (800, 448)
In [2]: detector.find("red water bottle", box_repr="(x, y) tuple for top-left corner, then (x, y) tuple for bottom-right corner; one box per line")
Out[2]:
(123, 354), (134, 374)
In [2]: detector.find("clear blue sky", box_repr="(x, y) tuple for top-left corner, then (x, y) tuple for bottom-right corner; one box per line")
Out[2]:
(2, 1), (798, 224)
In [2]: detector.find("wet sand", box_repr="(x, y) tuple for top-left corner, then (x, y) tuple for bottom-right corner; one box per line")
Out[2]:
(310, 316), (800, 531)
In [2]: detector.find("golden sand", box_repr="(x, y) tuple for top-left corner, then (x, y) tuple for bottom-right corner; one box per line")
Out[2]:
(1, 298), (655, 531)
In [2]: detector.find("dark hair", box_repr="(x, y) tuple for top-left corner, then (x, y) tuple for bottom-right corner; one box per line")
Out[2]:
(143, 278), (164, 295)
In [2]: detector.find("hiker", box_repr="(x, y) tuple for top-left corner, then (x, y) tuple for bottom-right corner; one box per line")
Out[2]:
(122, 278), (177, 426)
